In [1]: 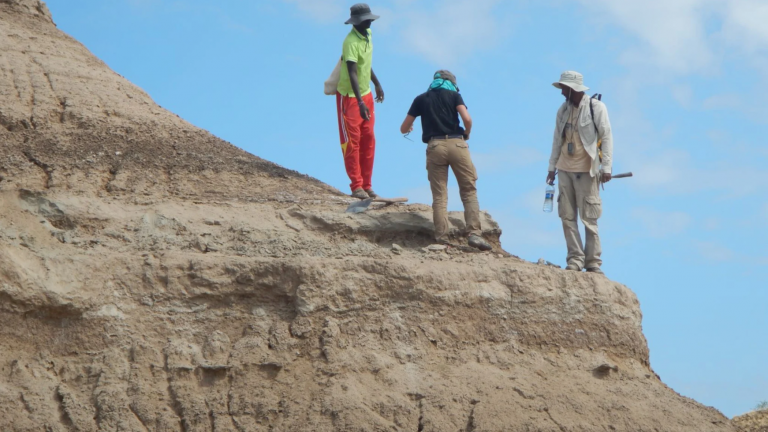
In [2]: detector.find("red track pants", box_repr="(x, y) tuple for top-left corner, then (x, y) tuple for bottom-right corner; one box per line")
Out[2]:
(336, 92), (376, 192)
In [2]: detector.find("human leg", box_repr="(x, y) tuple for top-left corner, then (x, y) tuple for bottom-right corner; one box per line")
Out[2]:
(558, 171), (585, 269)
(426, 141), (450, 242)
(574, 174), (603, 269)
(337, 93), (364, 192)
(446, 138), (482, 237)
(358, 92), (376, 192)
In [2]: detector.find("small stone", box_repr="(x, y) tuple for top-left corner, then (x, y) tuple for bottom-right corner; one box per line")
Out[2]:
(203, 219), (221, 226)
(391, 244), (403, 255)
(427, 244), (447, 252)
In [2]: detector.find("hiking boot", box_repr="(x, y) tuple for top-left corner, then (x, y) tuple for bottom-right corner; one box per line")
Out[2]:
(468, 235), (492, 251)
(565, 264), (581, 271)
(351, 188), (369, 199)
(365, 189), (379, 198)
(586, 267), (604, 274)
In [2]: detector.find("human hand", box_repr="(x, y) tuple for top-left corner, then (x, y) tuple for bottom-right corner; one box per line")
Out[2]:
(358, 102), (370, 121)
(601, 172), (612, 183)
(375, 85), (384, 103)
(546, 171), (556, 185)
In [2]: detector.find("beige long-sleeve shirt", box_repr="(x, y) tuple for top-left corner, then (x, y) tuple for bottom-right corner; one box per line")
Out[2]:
(548, 95), (614, 177)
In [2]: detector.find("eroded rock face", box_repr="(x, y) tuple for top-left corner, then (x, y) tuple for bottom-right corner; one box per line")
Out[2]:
(0, 0), (51, 22)
(734, 410), (768, 432)
(0, 3), (736, 432)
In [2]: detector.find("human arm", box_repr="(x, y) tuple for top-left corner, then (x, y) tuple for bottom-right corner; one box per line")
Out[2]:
(595, 102), (614, 182)
(457, 104), (472, 140)
(346, 61), (370, 120)
(371, 69), (384, 103)
(547, 105), (566, 184)
(400, 115), (416, 134)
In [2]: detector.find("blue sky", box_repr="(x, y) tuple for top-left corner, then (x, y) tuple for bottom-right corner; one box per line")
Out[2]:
(47, 0), (766, 417)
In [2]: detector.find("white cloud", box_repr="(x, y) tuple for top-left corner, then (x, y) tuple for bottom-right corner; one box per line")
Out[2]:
(694, 241), (735, 262)
(720, 0), (768, 56)
(396, 0), (502, 66)
(282, 0), (346, 23)
(576, 0), (768, 79)
(631, 207), (692, 238)
(282, 0), (504, 65)
(576, 0), (716, 75)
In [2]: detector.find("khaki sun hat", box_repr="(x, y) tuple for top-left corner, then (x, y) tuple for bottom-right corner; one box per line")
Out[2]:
(552, 70), (589, 92)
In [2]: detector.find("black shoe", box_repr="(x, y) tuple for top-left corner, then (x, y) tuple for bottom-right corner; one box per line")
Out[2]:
(565, 264), (581, 271)
(365, 189), (379, 198)
(351, 189), (368, 199)
(586, 267), (604, 274)
(468, 235), (492, 251)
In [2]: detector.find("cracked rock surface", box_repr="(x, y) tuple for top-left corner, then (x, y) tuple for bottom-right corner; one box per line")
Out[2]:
(0, 2), (736, 431)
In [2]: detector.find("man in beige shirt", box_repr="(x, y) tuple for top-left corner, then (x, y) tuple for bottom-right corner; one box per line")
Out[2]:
(546, 71), (614, 274)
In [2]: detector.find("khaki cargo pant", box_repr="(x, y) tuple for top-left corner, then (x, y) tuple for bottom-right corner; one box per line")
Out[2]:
(557, 171), (603, 269)
(426, 137), (482, 242)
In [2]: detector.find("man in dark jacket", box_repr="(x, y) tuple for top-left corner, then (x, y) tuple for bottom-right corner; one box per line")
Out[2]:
(399, 70), (491, 251)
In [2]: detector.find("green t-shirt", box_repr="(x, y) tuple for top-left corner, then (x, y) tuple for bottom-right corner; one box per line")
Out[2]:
(337, 28), (373, 98)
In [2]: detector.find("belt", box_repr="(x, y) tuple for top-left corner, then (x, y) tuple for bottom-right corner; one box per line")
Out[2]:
(429, 134), (464, 141)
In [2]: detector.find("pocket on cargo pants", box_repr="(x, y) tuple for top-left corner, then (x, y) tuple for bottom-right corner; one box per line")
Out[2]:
(583, 196), (602, 219)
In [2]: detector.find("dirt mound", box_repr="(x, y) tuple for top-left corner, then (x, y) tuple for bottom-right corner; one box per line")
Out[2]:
(734, 410), (768, 432)
(0, 2), (736, 431)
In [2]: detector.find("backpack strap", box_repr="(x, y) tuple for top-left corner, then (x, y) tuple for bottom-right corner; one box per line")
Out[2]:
(589, 97), (599, 135)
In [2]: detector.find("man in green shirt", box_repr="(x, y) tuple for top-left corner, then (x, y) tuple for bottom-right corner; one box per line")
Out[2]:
(335, 3), (384, 199)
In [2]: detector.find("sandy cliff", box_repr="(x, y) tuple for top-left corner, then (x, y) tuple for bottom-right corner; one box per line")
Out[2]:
(0, 1), (736, 431)
(734, 410), (768, 432)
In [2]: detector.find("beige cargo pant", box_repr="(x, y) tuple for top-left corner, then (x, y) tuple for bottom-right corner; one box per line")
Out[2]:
(557, 171), (603, 269)
(426, 137), (482, 242)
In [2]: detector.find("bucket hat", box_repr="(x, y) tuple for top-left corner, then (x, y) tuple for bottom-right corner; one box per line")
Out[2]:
(552, 70), (589, 92)
(345, 3), (380, 25)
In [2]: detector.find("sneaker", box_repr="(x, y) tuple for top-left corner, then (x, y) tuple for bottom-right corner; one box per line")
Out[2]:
(365, 189), (379, 198)
(351, 189), (369, 199)
(586, 267), (604, 274)
(468, 235), (492, 251)
(565, 264), (581, 271)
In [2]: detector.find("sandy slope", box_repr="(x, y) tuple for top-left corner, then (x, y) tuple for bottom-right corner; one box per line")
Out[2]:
(0, 1), (736, 430)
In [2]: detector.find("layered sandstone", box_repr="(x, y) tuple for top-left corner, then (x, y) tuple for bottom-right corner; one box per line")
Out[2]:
(0, 1), (735, 431)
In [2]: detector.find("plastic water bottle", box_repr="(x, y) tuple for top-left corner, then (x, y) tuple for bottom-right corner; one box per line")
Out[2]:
(543, 184), (555, 212)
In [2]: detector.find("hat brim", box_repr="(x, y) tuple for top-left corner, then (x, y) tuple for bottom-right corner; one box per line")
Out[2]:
(345, 13), (379, 25)
(553, 81), (589, 92)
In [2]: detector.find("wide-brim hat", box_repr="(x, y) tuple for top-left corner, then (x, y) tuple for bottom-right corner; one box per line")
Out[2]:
(345, 3), (379, 25)
(552, 70), (589, 92)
